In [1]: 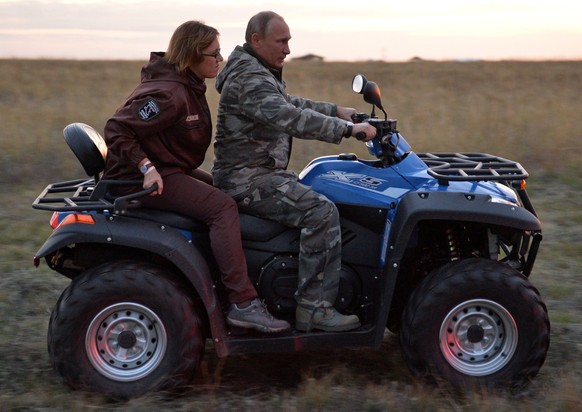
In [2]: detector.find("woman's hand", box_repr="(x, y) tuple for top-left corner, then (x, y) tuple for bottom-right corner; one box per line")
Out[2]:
(143, 168), (163, 196)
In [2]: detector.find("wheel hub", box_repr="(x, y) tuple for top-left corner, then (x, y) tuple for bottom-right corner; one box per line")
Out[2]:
(466, 324), (485, 343)
(117, 330), (138, 349)
(86, 303), (167, 382)
(439, 299), (518, 376)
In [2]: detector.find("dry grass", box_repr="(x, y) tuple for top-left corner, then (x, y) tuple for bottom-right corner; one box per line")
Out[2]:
(1, 59), (582, 410)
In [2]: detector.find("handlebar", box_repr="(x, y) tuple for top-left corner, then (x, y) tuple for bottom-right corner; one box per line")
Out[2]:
(351, 113), (371, 141)
(355, 131), (367, 141)
(113, 183), (158, 214)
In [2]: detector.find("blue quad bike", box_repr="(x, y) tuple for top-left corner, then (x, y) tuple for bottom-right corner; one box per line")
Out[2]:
(33, 74), (549, 399)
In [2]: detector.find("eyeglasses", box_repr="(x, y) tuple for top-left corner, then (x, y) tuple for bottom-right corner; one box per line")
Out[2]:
(201, 49), (222, 59)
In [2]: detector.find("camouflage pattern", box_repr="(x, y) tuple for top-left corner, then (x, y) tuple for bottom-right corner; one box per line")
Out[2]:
(213, 45), (348, 308)
(213, 45), (348, 196)
(234, 170), (342, 308)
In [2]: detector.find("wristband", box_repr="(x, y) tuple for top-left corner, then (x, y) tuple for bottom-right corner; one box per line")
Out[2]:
(344, 121), (354, 138)
(139, 160), (152, 174)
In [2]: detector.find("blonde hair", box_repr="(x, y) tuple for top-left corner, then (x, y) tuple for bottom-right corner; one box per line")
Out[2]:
(165, 21), (219, 74)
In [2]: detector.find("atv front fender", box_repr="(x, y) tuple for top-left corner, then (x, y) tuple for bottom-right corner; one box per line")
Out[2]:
(390, 191), (541, 257)
(386, 190), (541, 268)
(34, 212), (230, 356)
(372, 191), (542, 345)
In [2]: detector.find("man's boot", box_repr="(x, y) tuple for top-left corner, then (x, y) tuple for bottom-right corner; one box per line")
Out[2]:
(296, 304), (361, 332)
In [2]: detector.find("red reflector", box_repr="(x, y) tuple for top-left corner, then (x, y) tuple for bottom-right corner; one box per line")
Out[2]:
(55, 213), (96, 229)
(50, 212), (60, 229)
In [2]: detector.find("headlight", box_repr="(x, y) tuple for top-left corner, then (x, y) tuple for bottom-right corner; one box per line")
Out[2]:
(488, 196), (518, 206)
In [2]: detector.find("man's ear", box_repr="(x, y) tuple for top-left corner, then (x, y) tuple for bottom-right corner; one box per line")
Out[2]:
(250, 32), (261, 49)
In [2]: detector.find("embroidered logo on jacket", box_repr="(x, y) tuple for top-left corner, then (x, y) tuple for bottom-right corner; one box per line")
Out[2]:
(138, 99), (161, 121)
(186, 114), (199, 122)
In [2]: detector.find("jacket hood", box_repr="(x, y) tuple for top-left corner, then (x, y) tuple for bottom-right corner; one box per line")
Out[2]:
(216, 46), (251, 93)
(216, 45), (282, 93)
(142, 52), (206, 95)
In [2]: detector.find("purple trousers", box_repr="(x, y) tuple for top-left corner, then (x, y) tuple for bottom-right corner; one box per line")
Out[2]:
(140, 171), (257, 305)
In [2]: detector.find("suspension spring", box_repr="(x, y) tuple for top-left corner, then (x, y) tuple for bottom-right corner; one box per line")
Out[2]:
(446, 227), (461, 261)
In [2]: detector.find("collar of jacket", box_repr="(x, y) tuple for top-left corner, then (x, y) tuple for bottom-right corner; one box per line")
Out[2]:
(242, 43), (283, 82)
(143, 52), (207, 96)
(186, 69), (207, 95)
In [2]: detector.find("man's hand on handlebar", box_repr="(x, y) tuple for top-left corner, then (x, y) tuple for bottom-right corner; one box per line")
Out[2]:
(336, 106), (358, 121)
(335, 106), (376, 141)
(351, 123), (376, 142)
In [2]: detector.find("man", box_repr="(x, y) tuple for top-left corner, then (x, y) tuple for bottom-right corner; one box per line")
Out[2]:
(213, 11), (376, 332)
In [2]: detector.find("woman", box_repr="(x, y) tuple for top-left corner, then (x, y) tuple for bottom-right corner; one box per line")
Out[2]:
(102, 21), (289, 333)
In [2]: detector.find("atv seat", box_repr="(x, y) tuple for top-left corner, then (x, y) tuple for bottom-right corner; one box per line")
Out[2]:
(123, 208), (290, 242)
(62, 123), (290, 241)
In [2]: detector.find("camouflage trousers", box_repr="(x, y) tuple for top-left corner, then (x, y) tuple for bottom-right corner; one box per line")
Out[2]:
(234, 171), (341, 308)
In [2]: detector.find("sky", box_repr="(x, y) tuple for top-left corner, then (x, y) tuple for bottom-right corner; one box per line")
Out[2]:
(1, 0), (581, 62)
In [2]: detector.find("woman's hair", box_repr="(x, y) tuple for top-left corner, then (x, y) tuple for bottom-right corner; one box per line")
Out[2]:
(166, 21), (219, 74)
(245, 11), (284, 43)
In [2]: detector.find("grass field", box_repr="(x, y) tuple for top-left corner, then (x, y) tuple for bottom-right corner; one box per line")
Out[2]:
(1, 59), (582, 410)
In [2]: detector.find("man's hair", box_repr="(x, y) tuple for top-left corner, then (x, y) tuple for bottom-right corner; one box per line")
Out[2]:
(166, 21), (219, 74)
(245, 11), (284, 43)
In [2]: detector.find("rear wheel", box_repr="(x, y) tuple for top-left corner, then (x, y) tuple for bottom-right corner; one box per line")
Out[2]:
(48, 260), (204, 399)
(401, 258), (549, 390)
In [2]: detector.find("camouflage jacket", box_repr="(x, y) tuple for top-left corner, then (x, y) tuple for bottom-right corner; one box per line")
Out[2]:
(212, 44), (348, 196)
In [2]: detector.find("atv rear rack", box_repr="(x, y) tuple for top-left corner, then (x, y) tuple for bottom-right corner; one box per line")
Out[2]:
(417, 152), (529, 185)
(32, 178), (153, 214)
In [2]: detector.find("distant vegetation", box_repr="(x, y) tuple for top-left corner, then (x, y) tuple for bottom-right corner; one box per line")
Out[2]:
(1, 59), (581, 184)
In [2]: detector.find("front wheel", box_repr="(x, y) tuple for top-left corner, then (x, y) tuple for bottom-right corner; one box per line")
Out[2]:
(400, 258), (550, 390)
(48, 260), (205, 399)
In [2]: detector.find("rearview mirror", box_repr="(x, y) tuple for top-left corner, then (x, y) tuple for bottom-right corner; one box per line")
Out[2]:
(352, 74), (367, 94)
(352, 74), (384, 111)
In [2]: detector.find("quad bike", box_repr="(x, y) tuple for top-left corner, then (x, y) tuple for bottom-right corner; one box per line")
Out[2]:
(32, 74), (549, 399)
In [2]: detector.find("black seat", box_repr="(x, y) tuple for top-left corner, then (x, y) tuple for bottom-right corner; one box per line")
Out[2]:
(61, 123), (291, 239)
(63, 123), (107, 180)
(240, 213), (289, 241)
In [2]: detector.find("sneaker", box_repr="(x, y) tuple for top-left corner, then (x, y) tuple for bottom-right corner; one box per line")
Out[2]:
(226, 299), (291, 333)
(296, 305), (361, 332)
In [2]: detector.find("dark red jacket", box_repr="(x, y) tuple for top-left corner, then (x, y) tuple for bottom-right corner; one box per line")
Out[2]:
(103, 52), (211, 182)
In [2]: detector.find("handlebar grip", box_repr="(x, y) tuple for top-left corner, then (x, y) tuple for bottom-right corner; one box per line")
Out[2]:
(145, 183), (159, 194)
(113, 183), (159, 214)
(355, 132), (367, 141)
(351, 113), (369, 123)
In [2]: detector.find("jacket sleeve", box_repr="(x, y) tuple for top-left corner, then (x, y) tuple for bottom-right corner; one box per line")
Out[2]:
(234, 73), (345, 144)
(289, 95), (338, 118)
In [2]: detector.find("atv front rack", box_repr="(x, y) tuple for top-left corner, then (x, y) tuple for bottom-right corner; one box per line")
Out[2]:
(417, 152), (529, 185)
(32, 178), (154, 214)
